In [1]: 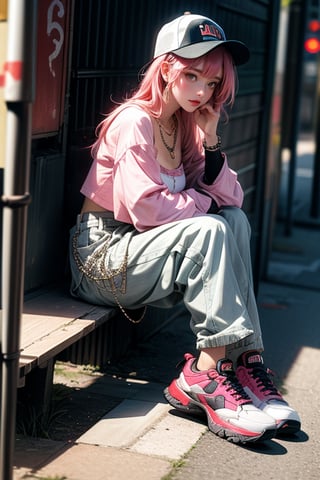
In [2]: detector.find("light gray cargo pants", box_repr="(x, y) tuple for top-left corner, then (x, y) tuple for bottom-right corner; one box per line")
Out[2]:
(69, 207), (263, 359)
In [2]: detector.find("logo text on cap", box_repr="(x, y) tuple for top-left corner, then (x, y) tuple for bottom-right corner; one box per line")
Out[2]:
(200, 24), (223, 40)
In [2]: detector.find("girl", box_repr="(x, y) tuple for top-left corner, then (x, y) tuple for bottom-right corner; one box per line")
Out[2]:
(70, 13), (300, 444)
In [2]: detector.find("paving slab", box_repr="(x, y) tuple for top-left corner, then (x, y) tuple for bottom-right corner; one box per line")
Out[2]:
(129, 410), (207, 460)
(77, 399), (170, 448)
(25, 443), (172, 480)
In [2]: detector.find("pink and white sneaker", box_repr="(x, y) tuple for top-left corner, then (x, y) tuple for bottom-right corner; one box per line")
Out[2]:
(164, 353), (276, 444)
(236, 351), (301, 435)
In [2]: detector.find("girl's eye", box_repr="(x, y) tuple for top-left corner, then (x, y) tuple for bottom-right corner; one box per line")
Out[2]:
(208, 81), (218, 89)
(185, 72), (197, 81)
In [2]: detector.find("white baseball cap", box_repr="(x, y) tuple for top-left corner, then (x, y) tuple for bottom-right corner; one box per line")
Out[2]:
(154, 13), (250, 65)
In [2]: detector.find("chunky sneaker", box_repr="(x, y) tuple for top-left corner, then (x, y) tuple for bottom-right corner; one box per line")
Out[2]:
(164, 353), (276, 444)
(236, 351), (301, 435)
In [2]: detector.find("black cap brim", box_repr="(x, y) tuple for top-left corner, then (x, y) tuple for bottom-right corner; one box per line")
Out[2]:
(172, 40), (250, 66)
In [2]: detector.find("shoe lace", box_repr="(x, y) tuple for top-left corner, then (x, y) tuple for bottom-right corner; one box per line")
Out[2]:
(222, 372), (251, 402)
(250, 366), (280, 396)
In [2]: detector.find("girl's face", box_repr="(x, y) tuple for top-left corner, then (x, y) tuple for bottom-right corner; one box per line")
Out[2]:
(170, 62), (223, 112)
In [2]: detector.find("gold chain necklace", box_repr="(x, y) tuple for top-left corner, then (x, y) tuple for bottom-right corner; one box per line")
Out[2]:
(157, 115), (178, 159)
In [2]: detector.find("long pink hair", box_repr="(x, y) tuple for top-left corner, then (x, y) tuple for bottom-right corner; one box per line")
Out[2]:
(92, 47), (236, 156)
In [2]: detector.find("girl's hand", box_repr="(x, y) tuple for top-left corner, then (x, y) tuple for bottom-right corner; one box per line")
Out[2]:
(193, 103), (220, 145)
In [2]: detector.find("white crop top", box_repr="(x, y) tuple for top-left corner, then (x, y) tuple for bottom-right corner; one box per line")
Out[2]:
(160, 163), (186, 193)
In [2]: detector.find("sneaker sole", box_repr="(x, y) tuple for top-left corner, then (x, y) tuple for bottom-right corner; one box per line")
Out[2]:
(164, 381), (276, 444)
(276, 419), (301, 436)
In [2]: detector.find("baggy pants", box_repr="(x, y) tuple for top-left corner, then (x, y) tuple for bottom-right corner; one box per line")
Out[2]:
(69, 207), (263, 360)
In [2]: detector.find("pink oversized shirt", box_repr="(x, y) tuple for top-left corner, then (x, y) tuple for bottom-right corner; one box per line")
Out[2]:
(81, 106), (243, 232)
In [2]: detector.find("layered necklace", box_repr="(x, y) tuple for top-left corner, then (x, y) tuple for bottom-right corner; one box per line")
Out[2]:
(157, 115), (178, 160)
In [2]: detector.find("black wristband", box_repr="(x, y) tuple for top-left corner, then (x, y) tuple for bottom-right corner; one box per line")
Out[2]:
(194, 188), (219, 214)
(203, 149), (224, 185)
(207, 198), (219, 214)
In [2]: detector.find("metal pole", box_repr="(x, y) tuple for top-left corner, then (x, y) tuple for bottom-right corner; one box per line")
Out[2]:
(252, 0), (281, 289)
(310, 51), (320, 218)
(0, 2), (37, 480)
(280, 0), (308, 235)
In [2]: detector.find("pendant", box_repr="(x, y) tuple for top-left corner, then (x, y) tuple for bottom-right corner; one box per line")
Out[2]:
(170, 151), (175, 159)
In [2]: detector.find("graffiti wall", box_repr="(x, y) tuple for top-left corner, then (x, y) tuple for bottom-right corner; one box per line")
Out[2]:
(32, 0), (69, 136)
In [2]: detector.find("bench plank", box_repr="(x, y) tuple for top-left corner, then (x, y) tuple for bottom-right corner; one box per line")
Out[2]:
(19, 289), (117, 377)
(23, 289), (109, 318)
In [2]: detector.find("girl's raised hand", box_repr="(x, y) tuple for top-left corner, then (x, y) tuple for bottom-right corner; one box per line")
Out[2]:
(193, 104), (220, 144)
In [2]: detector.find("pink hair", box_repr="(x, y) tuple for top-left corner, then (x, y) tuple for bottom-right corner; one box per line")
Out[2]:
(92, 47), (236, 156)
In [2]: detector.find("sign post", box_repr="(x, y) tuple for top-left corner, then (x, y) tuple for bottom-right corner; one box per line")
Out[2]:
(0, 2), (37, 480)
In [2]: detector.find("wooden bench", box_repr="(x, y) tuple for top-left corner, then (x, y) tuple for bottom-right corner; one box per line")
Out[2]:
(12, 285), (161, 417)
(17, 287), (120, 415)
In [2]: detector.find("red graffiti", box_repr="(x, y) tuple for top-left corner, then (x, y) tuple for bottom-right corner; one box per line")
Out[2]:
(0, 61), (23, 87)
